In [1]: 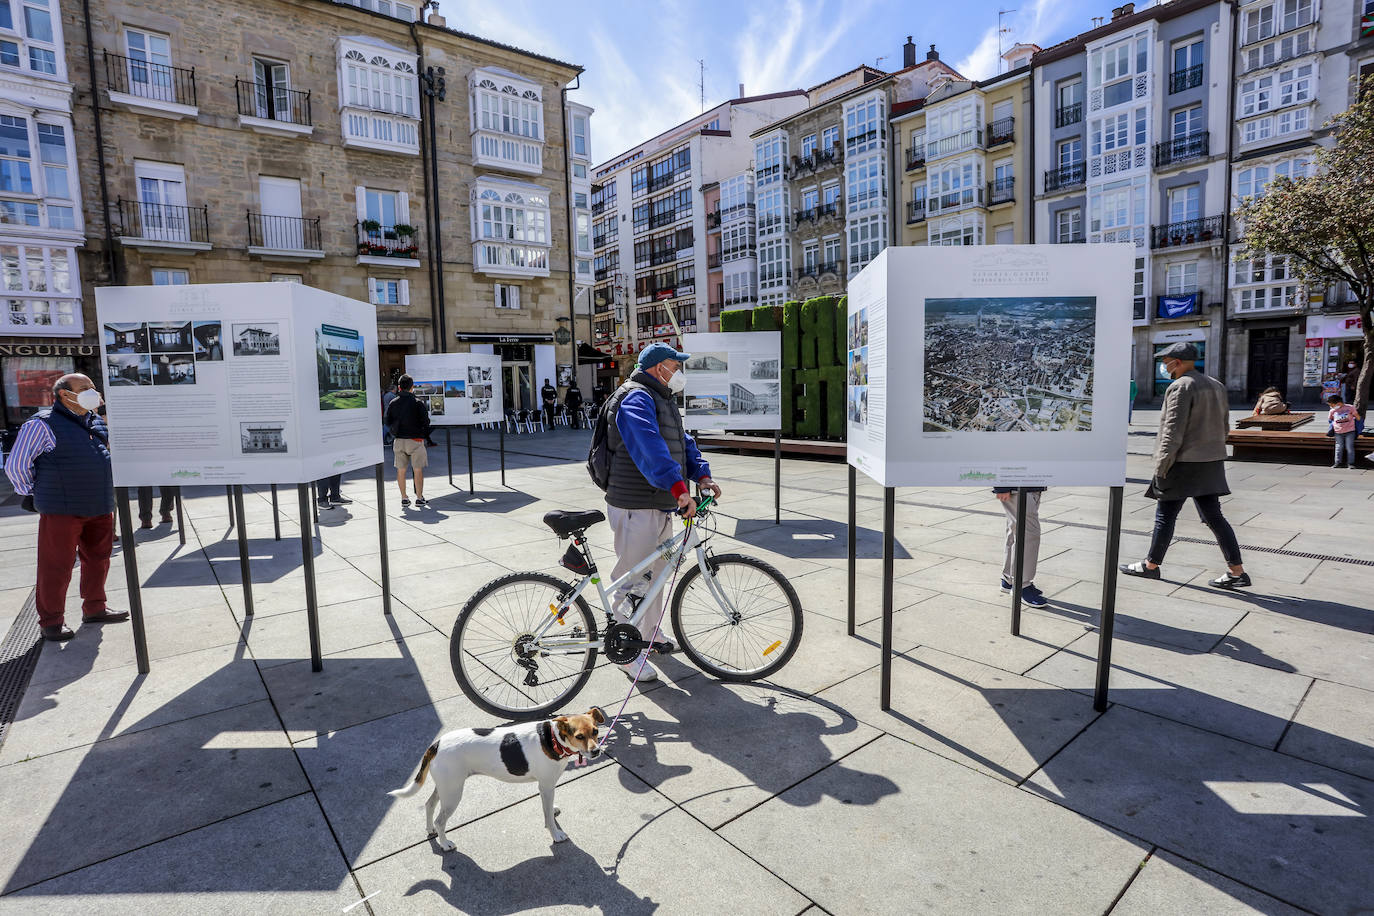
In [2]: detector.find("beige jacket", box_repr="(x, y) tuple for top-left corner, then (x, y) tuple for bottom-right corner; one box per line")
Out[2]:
(1154, 369), (1230, 478)
(1253, 391), (1287, 415)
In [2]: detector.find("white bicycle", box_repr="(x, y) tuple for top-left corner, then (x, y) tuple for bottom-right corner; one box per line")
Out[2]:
(449, 494), (803, 720)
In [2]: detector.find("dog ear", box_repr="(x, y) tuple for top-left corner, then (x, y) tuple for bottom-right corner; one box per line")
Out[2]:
(589, 706), (606, 724)
(555, 717), (573, 738)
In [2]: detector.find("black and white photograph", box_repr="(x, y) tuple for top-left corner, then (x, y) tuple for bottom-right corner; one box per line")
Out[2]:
(685, 352), (728, 374)
(104, 322), (148, 355)
(468, 365), (493, 385)
(192, 321), (223, 360)
(749, 358), (780, 380)
(106, 353), (152, 386)
(686, 393), (729, 416)
(148, 321), (193, 353)
(729, 382), (780, 416)
(152, 353), (196, 386)
(232, 322), (281, 356)
(469, 383), (491, 399)
(923, 296), (1096, 433)
(471, 397), (492, 416)
(239, 421), (288, 454)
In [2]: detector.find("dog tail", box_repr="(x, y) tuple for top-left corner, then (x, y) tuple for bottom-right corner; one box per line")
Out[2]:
(388, 741), (439, 798)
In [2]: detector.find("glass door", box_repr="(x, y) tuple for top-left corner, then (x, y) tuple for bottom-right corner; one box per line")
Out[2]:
(137, 171), (188, 242)
(253, 59), (290, 121)
(125, 29), (172, 101)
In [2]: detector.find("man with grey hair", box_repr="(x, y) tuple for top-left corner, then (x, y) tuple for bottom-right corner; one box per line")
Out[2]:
(4, 373), (128, 641)
(1119, 343), (1249, 589)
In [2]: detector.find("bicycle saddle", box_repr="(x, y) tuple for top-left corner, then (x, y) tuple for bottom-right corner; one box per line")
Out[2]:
(542, 509), (606, 537)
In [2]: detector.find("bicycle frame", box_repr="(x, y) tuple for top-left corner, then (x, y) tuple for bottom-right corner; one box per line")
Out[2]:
(530, 500), (740, 656)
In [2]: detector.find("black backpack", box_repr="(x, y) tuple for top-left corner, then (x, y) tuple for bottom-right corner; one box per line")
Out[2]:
(586, 398), (613, 491)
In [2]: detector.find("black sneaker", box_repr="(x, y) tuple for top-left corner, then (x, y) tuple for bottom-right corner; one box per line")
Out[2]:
(415, 497), (428, 508)
(1119, 561), (1161, 579)
(1021, 585), (1048, 608)
(400, 497), (411, 508)
(1210, 571), (1252, 590)
(332, 496), (354, 505)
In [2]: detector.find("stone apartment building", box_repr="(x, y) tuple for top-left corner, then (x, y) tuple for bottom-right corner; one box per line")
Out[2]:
(750, 40), (962, 307)
(62, 0), (584, 413)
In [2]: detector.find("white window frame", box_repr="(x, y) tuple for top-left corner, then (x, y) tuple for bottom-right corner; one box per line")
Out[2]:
(151, 268), (189, 285)
(494, 282), (521, 309)
(0, 243), (80, 336)
(368, 276), (409, 306)
(847, 212), (886, 273)
(1055, 208), (1082, 242)
(0, 0), (61, 78)
(1165, 261), (1198, 295)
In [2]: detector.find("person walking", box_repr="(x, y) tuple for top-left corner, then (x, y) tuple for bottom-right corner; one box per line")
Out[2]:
(603, 343), (720, 682)
(541, 378), (558, 429)
(565, 383), (585, 429)
(4, 374), (129, 641)
(1327, 394), (1360, 469)
(315, 473), (351, 508)
(994, 486), (1047, 607)
(1120, 343), (1249, 589)
(136, 486), (175, 528)
(384, 374), (431, 508)
(381, 379), (399, 446)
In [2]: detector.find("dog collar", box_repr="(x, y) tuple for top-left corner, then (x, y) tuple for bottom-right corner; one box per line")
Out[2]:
(538, 720), (580, 762)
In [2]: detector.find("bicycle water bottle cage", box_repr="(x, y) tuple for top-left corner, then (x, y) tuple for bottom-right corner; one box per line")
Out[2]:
(559, 543), (593, 575)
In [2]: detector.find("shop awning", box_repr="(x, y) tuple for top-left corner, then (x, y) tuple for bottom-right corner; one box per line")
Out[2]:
(577, 342), (613, 363)
(455, 331), (554, 343)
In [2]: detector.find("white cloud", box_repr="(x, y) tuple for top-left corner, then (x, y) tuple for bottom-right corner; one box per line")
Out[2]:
(737, 0), (871, 95)
(954, 0), (1075, 80)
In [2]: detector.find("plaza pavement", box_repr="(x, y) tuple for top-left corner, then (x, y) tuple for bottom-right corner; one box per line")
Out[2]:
(0, 412), (1370, 914)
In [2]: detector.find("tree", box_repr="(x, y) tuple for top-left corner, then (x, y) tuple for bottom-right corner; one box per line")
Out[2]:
(1236, 82), (1374, 415)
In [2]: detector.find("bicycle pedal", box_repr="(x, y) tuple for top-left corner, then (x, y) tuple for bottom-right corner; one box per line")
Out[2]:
(651, 640), (676, 655)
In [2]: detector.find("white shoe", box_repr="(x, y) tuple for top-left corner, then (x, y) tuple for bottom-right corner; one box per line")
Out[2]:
(617, 653), (659, 682)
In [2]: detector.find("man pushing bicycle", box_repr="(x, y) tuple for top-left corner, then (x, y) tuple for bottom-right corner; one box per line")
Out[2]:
(600, 342), (722, 682)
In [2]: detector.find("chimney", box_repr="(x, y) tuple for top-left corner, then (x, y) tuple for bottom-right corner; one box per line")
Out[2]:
(739, 82), (745, 97)
(1110, 3), (1134, 20)
(903, 36), (916, 68)
(1092, 15), (1105, 27)
(927, 43), (940, 62)
(427, 9), (446, 26)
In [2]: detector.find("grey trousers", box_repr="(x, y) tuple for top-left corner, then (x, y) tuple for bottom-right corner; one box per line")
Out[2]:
(1000, 491), (1042, 584)
(607, 505), (674, 634)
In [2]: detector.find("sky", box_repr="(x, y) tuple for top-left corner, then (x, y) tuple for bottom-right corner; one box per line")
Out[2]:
(436, 0), (1123, 164)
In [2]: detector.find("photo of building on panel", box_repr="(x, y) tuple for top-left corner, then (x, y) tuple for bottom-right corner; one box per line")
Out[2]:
(104, 322), (148, 355)
(148, 321), (193, 353)
(240, 421), (287, 454)
(107, 353), (152, 386)
(729, 382), (780, 416)
(686, 393), (729, 416)
(232, 322), (281, 356)
(152, 353), (196, 385)
(315, 324), (367, 410)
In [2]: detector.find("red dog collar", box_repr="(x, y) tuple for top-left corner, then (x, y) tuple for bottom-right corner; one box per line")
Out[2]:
(538, 720), (580, 762)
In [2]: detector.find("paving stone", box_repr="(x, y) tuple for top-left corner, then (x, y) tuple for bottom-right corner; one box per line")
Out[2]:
(0, 795), (361, 913)
(1023, 705), (1374, 915)
(719, 735), (1146, 915)
(1112, 850), (1309, 916)
(219, 564), (384, 620)
(355, 763), (809, 916)
(387, 561), (512, 616)
(1276, 679), (1374, 780)
(1027, 632), (1311, 748)
(0, 700), (308, 893)
(1034, 579), (1244, 652)
(242, 596), (436, 668)
(763, 610), (906, 696)
(790, 565), (937, 625)
(1216, 612), (1374, 691)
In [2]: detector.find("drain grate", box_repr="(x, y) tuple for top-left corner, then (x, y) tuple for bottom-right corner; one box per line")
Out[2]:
(1164, 534), (1374, 567)
(0, 590), (42, 754)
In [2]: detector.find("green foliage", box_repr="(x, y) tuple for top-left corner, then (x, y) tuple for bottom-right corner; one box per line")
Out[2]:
(833, 298), (848, 366)
(719, 309), (751, 333)
(751, 304), (782, 331)
(780, 367), (795, 436)
(823, 365), (845, 437)
(1237, 84), (1374, 411)
(782, 301), (801, 366)
(800, 296), (838, 369)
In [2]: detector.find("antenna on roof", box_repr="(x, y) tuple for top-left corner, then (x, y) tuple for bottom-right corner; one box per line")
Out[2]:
(698, 59), (706, 112)
(875, 55), (888, 70)
(998, 8), (1017, 71)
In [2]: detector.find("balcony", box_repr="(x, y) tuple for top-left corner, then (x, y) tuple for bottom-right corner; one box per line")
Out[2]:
(1044, 162), (1085, 192)
(1153, 131), (1209, 169)
(103, 51), (198, 120)
(592, 234), (609, 249)
(1149, 215), (1225, 250)
(927, 186), (984, 216)
(591, 199), (608, 215)
(721, 201), (755, 223)
(1055, 102), (1083, 128)
(234, 80), (312, 137)
(988, 177), (1014, 205)
(1168, 64), (1204, 94)
(472, 240), (551, 278)
(906, 146), (926, 171)
(906, 199), (926, 223)
(648, 208), (691, 231)
(114, 199), (211, 252)
(470, 128), (538, 171)
(648, 169), (688, 193)
(723, 290), (755, 306)
(356, 221), (421, 267)
(986, 117), (1015, 147)
(706, 208), (721, 229)
(1054, 231), (1086, 243)
(721, 241), (756, 260)
(247, 212), (323, 259)
(927, 128), (982, 161)
(794, 260), (842, 283)
(707, 251), (721, 269)
(784, 145), (843, 177)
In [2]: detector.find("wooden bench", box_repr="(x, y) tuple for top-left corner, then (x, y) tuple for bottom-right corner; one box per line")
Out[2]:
(1227, 427), (1373, 464)
(1234, 412), (1314, 430)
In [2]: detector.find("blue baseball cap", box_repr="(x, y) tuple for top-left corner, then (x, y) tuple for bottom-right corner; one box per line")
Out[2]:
(637, 341), (690, 370)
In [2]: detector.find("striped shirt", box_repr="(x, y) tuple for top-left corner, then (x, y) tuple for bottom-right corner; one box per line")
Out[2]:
(3, 415), (57, 496)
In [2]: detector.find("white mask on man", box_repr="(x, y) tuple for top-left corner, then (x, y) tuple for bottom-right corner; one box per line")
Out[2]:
(75, 389), (102, 411)
(666, 369), (687, 394)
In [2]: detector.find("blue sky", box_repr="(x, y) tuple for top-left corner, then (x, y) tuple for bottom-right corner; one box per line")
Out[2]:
(437, 0), (1113, 163)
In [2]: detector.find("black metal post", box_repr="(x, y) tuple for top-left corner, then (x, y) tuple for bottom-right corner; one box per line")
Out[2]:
(499, 420), (506, 486)
(175, 489), (185, 547)
(846, 464), (856, 638)
(1094, 486), (1125, 711)
(270, 484), (281, 541)
(312, 486), (320, 527)
(446, 427), (453, 487)
(880, 486), (895, 711)
(115, 488), (149, 674)
(466, 425), (475, 492)
(232, 485), (254, 617)
(297, 484), (323, 672)
(376, 463), (392, 616)
(225, 485), (234, 531)
(1011, 488), (1028, 636)
(774, 430), (781, 525)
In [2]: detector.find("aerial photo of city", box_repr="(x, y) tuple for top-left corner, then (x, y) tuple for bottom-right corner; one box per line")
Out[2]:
(923, 296), (1096, 433)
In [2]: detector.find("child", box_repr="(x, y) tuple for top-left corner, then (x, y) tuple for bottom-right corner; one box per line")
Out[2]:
(1328, 394), (1359, 469)
(994, 486), (1047, 607)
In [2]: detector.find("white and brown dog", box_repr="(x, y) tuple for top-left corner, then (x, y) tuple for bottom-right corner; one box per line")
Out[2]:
(389, 707), (606, 850)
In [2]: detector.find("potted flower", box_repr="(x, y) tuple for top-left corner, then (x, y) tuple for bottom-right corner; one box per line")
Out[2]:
(360, 218), (381, 235)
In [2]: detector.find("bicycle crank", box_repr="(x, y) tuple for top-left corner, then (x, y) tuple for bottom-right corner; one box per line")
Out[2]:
(604, 623), (675, 663)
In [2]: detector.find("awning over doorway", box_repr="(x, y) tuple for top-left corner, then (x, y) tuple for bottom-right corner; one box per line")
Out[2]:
(455, 331), (554, 343)
(577, 342), (613, 363)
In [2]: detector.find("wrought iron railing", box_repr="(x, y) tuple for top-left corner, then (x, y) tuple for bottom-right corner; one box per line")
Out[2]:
(986, 117), (1015, 147)
(906, 199), (926, 223)
(906, 146), (926, 170)
(1044, 162), (1086, 192)
(1055, 102), (1082, 128)
(234, 79), (311, 125)
(356, 221), (420, 258)
(1149, 215), (1225, 249)
(104, 50), (197, 107)
(988, 177), (1015, 205)
(115, 198), (210, 244)
(1153, 131), (1209, 168)
(249, 212), (321, 251)
(1168, 64), (1204, 94)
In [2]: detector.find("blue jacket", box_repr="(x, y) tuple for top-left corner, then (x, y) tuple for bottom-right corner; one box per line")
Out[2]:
(31, 405), (115, 517)
(614, 383), (710, 500)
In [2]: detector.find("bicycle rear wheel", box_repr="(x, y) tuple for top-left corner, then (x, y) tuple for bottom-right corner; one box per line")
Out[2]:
(450, 572), (598, 720)
(669, 553), (802, 681)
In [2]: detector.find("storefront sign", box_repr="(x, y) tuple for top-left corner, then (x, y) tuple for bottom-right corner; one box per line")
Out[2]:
(1305, 337), (1323, 348)
(1153, 327), (1206, 343)
(0, 343), (98, 357)
(1306, 314), (1364, 338)
(1303, 343), (1323, 387)
(1157, 293), (1198, 319)
(655, 289), (675, 300)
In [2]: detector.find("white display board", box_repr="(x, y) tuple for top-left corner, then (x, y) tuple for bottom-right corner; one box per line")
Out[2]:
(95, 282), (382, 487)
(680, 331), (783, 431)
(847, 246), (1132, 488)
(405, 352), (503, 426)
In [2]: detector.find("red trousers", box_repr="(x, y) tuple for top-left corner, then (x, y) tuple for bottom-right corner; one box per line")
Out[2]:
(35, 513), (114, 627)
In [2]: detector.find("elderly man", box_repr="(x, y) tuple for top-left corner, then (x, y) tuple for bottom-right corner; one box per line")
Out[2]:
(1120, 343), (1249, 589)
(602, 342), (721, 682)
(4, 374), (129, 641)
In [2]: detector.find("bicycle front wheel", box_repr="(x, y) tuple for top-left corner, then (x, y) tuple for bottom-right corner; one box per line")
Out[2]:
(450, 572), (598, 720)
(670, 553), (802, 681)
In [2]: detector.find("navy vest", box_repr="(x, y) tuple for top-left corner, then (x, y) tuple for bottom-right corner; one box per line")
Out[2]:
(604, 372), (689, 511)
(30, 405), (115, 517)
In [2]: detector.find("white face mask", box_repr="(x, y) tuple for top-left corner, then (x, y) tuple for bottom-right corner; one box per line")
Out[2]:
(666, 369), (686, 394)
(75, 389), (102, 411)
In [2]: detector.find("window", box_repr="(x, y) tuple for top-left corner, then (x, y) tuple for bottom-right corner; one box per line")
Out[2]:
(1171, 105), (1202, 139)
(801, 134), (816, 158)
(343, 47), (418, 118)
(575, 212), (591, 254)
(359, 187), (403, 229)
(847, 213), (885, 272)
(270, 274), (302, 283)
(930, 213), (983, 246)
(1055, 208), (1082, 242)
(1244, 4), (1274, 44)
(800, 187), (818, 211)
(475, 188), (548, 244)
(823, 236), (842, 265)
(821, 125), (839, 151)
(1234, 253), (1297, 311)
(1166, 261), (1198, 294)
(1058, 137), (1083, 167)
(1281, 0), (1313, 32)
(572, 162), (587, 179)
(822, 183), (840, 207)
(369, 277), (408, 305)
(0, 0), (58, 76)
(571, 113), (587, 157)
(802, 242), (818, 271)
(340, 0), (417, 19)
(0, 244), (79, 335)
(845, 156), (884, 213)
(494, 283), (521, 309)
(844, 95), (883, 155)
(472, 183), (552, 275)
(124, 27), (173, 101)
(1058, 78), (1083, 109)
(754, 134), (786, 186)
(151, 268), (188, 285)
(994, 225), (1013, 244)
(1172, 39), (1203, 74)
(1167, 184), (1200, 223)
